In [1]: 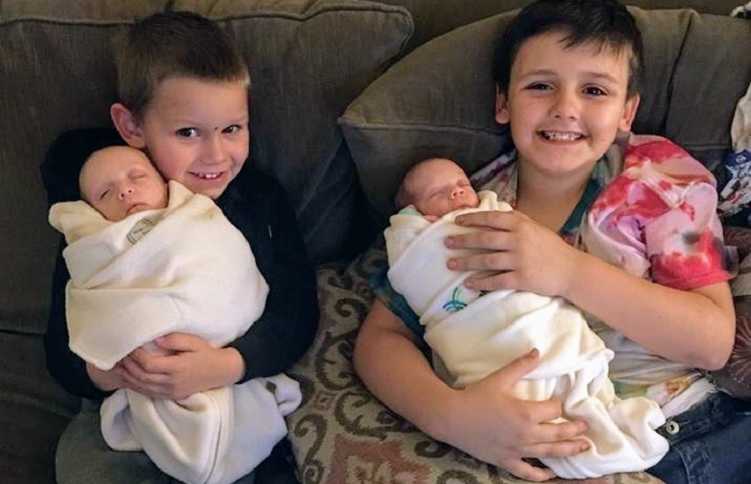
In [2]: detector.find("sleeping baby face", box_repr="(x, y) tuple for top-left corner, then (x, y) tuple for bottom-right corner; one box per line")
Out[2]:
(79, 146), (168, 222)
(403, 158), (479, 217)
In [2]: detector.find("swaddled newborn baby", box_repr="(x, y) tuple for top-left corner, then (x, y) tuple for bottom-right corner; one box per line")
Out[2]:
(384, 157), (669, 479)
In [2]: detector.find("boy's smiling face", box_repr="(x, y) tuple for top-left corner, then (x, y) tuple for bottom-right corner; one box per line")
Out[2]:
(496, 31), (640, 181)
(122, 77), (250, 199)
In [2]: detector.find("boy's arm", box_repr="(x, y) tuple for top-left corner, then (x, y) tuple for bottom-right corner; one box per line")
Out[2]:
(44, 241), (110, 400)
(227, 173), (319, 380)
(563, 253), (735, 370)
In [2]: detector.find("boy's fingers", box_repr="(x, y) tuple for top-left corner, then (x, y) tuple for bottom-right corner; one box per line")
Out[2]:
(455, 210), (515, 230)
(446, 230), (512, 252)
(499, 457), (555, 482)
(531, 418), (589, 442)
(449, 251), (515, 272)
(464, 271), (516, 292)
(123, 352), (171, 377)
(120, 371), (166, 396)
(155, 332), (205, 352)
(520, 438), (590, 459)
(489, 349), (540, 386)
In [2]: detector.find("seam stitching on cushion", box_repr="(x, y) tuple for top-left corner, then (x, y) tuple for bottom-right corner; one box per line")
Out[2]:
(340, 120), (502, 136)
(663, 10), (697, 135)
(0, 4), (413, 27)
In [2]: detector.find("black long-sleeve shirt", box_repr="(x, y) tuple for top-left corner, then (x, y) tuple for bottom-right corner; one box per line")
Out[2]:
(42, 129), (319, 400)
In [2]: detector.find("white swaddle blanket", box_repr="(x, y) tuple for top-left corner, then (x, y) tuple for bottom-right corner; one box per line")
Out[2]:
(385, 190), (668, 479)
(49, 181), (302, 484)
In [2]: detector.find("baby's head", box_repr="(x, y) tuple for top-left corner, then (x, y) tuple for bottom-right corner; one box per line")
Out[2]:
(395, 158), (479, 217)
(79, 146), (168, 222)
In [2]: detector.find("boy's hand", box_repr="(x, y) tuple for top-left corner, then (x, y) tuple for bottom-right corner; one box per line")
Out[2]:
(118, 333), (245, 400)
(446, 210), (580, 297)
(444, 349), (589, 482)
(86, 362), (126, 392)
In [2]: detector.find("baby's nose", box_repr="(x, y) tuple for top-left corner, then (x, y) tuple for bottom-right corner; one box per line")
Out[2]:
(118, 187), (134, 200)
(450, 186), (465, 199)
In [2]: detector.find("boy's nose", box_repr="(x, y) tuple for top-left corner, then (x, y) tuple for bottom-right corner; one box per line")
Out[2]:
(552, 90), (580, 119)
(204, 135), (226, 164)
(450, 186), (465, 199)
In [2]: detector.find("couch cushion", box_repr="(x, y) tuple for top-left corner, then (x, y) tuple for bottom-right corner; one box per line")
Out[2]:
(377, 0), (743, 55)
(0, 0), (412, 334)
(340, 7), (751, 220)
(0, 332), (80, 484)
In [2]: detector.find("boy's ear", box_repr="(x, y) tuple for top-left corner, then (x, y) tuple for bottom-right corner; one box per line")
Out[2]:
(110, 103), (146, 149)
(495, 87), (511, 125)
(619, 94), (641, 132)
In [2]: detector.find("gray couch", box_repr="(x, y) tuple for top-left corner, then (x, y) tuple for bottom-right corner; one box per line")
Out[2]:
(1, 1), (748, 483)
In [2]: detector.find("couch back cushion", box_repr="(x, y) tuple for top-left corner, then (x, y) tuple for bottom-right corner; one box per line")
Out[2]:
(341, 7), (751, 220)
(377, 0), (743, 55)
(0, 0), (412, 334)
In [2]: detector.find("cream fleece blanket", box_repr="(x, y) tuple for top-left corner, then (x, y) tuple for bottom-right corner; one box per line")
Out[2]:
(49, 181), (302, 484)
(385, 190), (668, 479)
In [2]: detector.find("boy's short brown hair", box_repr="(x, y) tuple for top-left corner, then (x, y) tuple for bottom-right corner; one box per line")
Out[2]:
(494, 0), (643, 98)
(114, 10), (250, 119)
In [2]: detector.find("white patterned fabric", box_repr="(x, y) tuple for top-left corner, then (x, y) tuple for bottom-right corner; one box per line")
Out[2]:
(49, 181), (301, 484)
(384, 191), (668, 479)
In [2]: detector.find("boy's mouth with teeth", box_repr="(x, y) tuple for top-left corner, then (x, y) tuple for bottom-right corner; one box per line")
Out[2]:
(191, 171), (223, 180)
(539, 130), (584, 141)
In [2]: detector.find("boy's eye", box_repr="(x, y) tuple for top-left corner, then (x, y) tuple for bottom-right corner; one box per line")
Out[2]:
(526, 82), (552, 91)
(99, 189), (110, 201)
(223, 124), (244, 134)
(584, 86), (607, 96)
(176, 127), (199, 138)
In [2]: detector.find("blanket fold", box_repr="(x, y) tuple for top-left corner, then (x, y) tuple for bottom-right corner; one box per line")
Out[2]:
(385, 191), (668, 479)
(49, 181), (300, 484)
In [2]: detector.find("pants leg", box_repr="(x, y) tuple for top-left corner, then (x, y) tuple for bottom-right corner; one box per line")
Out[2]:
(647, 392), (751, 484)
(56, 399), (260, 484)
(56, 399), (170, 484)
(254, 439), (300, 484)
